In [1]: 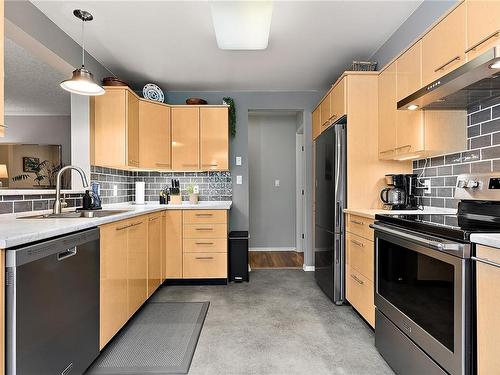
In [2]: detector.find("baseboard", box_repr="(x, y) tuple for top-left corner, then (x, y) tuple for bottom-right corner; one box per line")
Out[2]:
(249, 247), (298, 252)
(303, 265), (315, 272)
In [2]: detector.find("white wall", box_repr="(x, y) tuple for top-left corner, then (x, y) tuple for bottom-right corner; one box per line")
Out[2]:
(248, 112), (299, 249)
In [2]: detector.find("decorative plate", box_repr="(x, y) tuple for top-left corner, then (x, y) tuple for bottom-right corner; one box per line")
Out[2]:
(142, 83), (164, 103)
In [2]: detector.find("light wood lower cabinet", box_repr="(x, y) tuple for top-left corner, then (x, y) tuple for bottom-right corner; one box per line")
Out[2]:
(345, 214), (375, 328)
(475, 245), (500, 375)
(127, 218), (148, 317)
(99, 219), (131, 349)
(183, 253), (227, 279)
(164, 210), (183, 279)
(147, 213), (162, 297)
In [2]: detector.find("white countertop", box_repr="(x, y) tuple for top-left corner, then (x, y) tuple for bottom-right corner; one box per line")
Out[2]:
(0, 201), (232, 249)
(344, 207), (457, 219)
(470, 233), (500, 249)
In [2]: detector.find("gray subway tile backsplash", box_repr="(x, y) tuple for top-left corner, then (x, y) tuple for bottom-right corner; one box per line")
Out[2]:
(413, 97), (500, 208)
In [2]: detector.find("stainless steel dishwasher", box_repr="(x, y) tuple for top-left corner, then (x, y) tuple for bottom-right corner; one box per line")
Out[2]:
(6, 228), (100, 375)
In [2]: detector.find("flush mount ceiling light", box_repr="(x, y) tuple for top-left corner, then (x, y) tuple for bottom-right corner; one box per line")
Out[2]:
(60, 10), (105, 96)
(210, 1), (273, 50)
(407, 104), (419, 110)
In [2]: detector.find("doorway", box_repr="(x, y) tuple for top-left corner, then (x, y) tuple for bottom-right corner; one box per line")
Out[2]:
(248, 110), (306, 269)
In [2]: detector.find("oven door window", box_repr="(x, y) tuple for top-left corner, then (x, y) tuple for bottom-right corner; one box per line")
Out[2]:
(378, 238), (455, 351)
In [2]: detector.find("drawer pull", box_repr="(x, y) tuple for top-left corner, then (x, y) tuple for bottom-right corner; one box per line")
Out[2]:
(195, 256), (214, 260)
(350, 220), (364, 225)
(202, 164), (218, 167)
(131, 221), (143, 227)
(434, 55), (461, 72)
(116, 224), (131, 231)
(351, 239), (364, 248)
(351, 274), (364, 285)
(196, 228), (213, 231)
(195, 213), (213, 217)
(195, 242), (214, 245)
(465, 30), (500, 53)
(149, 217), (159, 222)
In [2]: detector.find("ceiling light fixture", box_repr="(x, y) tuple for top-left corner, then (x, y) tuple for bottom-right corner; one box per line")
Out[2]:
(210, 1), (273, 50)
(489, 60), (500, 69)
(407, 104), (419, 110)
(60, 10), (105, 96)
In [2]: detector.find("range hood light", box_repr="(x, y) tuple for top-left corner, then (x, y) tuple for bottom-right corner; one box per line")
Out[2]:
(407, 104), (419, 110)
(489, 60), (500, 69)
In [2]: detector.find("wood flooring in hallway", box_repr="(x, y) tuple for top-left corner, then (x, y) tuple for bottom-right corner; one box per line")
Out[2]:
(249, 251), (304, 269)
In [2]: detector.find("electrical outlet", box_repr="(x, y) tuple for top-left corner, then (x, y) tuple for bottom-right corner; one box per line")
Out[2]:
(275, 179), (280, 187)
(113, 185), (118, 196)
(236, 175), (243, 185)
(424, 180), (431, 195)
(236, 156), (242, 166)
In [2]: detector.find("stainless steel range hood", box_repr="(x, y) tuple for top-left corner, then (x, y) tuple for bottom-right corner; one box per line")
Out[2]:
(398, 45), (500, 110)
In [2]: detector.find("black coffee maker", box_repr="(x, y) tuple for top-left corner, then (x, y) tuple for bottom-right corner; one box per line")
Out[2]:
(381, 174), (419, 210)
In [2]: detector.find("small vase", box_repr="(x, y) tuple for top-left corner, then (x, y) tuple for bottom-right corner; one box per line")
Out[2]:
(189, 194), (199, 205)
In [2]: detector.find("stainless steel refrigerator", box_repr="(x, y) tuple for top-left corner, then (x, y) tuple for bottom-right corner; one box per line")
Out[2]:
(314, 122), (346, 304)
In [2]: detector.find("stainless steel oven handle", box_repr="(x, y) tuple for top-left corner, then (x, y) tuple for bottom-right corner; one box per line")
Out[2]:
(370, 223), (463, 252)
(472, 256), (500, 268)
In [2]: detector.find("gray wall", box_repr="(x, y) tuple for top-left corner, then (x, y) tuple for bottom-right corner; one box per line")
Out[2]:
(166, 91), (323, 266)
(248, 112), (298, 249)
(370, 0), (458, 69)
(2, 115), (71, 167)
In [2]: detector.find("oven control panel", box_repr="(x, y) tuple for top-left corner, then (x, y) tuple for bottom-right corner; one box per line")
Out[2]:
(455, 173), (500, 200)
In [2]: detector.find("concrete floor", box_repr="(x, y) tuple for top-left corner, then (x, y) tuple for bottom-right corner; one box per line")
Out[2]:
(151, 270), (394, 375)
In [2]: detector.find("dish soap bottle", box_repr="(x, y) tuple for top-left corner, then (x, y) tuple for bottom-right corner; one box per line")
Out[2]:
(82, 190), (92, 210)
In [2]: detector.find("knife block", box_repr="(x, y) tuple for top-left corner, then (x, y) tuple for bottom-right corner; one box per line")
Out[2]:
(169, 195), (182, 205)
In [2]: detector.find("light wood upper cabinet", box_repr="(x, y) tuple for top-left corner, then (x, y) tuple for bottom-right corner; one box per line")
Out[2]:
(92, 88), (139, 169)
(330, 77), (346, 120)
(378, 62), (398, 159)
(397, 41), (422, 102)
(147, 213), (162, 297)
(0, 1), (4, 138)
(172, 107), (200, 171)
(99, 220), (129, 349)
(165, 210), (183, 279)
(127, 218), (148, 317)
(312, 107), (321, 140)
(200, 107), (229, 171)
(422, 3), (466, 86)
(320, 93), (331, 126)
(139, 101), (171, 170)
(127, 94), (139, 167)
(466, 0), (500, 60)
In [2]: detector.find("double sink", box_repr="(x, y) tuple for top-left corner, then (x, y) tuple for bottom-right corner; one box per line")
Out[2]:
(18, 209), (131, 219)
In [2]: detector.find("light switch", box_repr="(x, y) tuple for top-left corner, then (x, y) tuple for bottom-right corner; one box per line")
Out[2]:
(113, 185), (118, 196)
(236, 175), (243, 185)
(275, 179), (280, 187)
(236, 156), (242, 166)
(423, 180), (431, 195)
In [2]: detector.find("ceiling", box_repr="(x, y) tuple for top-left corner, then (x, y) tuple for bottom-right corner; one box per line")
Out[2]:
(32, 1), (423, 92)
(5, 37), (71, 116)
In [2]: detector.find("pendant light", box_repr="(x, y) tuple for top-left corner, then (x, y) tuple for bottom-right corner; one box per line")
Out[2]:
(60, 10), (105, 96)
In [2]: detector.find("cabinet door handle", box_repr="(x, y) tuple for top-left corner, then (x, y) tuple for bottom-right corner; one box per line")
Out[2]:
(395, 144), (411, 150)
(379, 149), (395, 155)
(350, 220), (364, 225)
(149, 217), (159, 222)
(472, 256), (500, 269)
(465, 30), (500, 53)
(131, 221), (143, 227)
(195, 256), (214, 260)
(116, 224), (131, 231)
(351, 274), (364, 285)
(195, 242), (214, 245)
(434, 55), (461, 72)
(195, 213), (213, 217)
(195, 227), (213, 231)
(202, 164), (218, 167)
(156, 163), (171, 167)
(351, 239), (364, 248)
(182, 163), (198, 167)
(129, 159), (139, 164)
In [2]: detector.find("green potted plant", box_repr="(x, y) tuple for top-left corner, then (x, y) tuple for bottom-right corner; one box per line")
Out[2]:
(186, 184), (199, 205)
(223, 97), (236, 137)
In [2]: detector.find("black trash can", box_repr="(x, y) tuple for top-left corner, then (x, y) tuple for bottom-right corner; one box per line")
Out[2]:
(228, 231), (249, 282)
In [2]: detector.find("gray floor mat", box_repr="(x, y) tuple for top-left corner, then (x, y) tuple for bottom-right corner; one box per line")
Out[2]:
(87, 301), (209, 375)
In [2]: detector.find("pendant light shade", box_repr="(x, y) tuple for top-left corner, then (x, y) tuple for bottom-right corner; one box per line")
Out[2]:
(60, 10), (105, 96)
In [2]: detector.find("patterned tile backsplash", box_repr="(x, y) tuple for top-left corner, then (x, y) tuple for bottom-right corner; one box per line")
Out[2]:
(91, 166), (232, 204)
(413, 98), (500, 209)
(0, 193), (83, 215)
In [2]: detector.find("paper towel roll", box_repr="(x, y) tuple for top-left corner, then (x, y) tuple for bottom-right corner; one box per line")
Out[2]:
(135, 181), (145, 204)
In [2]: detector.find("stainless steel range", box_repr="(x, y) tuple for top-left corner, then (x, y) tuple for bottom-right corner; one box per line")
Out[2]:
(372, 173), (500, 375)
